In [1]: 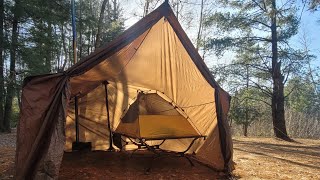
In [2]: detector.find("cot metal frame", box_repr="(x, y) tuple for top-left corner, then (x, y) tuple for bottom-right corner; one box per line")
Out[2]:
(118, 133), (206, 172)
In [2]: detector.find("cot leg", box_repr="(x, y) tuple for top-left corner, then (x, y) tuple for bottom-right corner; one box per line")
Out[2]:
(146, 155), (160, 173)
(185, 156), (194, 166)
(130, 148), (139, 158)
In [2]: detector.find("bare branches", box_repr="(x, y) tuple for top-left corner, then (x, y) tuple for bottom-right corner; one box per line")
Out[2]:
(252, 0), (267, 12)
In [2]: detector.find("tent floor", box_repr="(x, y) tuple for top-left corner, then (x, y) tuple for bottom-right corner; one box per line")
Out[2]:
(59, 150), (223, 179)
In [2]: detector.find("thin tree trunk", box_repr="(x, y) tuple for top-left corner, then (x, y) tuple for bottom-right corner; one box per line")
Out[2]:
(60, 24), (68, 71)
(45, 22), (52, 72)
(196, 0), (204, 50)
(113, 0), (117, 20)
(245, 64), (249, 137)
(270, 0), (289, 140)
(176, 1), (179, 21)
(0, 0), (5, 131)
(144, 0), (150, 17)
(87, 33), (90, 55)
(243, 124), (248, 137)
(307, 61), (318, 95)
(91, 30), (94, 52)
(4, 0), (21, 133)
(79, 0), (83, 59)
(95, 0), (108, 49)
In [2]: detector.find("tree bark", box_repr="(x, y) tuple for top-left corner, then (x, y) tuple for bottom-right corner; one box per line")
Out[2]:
(4, 0), (21, 133)
(243, 124), (248, 137)
(270, 0), (289, 140)
(0, 0), (5, 131)
(95, 0), (109, 49)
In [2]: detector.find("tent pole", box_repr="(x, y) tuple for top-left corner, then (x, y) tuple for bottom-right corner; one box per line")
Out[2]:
(71, 0), (77, 64)
(104, 82), (114, 151)
(74, 96), (79, 143)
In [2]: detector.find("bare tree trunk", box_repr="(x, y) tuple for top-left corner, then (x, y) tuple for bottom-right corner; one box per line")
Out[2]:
(270, 0), (289, 140)
(176, 1), (179, 21)
(143, 0), (150, 17)
(79, 0), (83, 59)
(0, 0), (5, 131)
(87, 32), (91, 55)
(196, 0), (204, 50)
(60, 24), (68, 72)
(95, 0), (108, 49)
(245, 64), (249, 137)
(243, 124), (248, 137)
(113, 0), (117, 20)
(4, 0), (21, 133)
(45, 22), (52, 72)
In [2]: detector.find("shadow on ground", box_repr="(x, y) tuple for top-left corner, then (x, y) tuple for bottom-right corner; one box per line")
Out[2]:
(232, 137), (320, 179)
(1, 131), (320, 179)
(59, 151), (223, 180)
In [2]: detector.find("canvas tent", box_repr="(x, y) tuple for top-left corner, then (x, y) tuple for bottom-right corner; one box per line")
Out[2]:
(15, 2), (233, 179)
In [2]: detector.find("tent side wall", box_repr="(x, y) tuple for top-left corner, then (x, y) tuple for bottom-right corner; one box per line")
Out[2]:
(164, 7), (233, 171)
(217, 89), (233, 171)
(15, 74), (69, 179)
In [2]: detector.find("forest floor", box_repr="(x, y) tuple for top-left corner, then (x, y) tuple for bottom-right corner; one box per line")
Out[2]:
(0, 130), (319, 179)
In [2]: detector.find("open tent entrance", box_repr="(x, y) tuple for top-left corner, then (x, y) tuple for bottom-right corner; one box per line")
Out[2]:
(115, 91), (201, 140)
(15, 2), (233, 179)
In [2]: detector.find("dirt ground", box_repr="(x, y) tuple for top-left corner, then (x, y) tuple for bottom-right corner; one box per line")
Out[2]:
(1, 131), (319, 179)
(59, 151), (222, 180)
(232, 137), (320, 180)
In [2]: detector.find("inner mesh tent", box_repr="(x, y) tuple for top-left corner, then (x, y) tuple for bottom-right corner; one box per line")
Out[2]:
(115, 91), (201, 139)
(15, 2), (233, 180)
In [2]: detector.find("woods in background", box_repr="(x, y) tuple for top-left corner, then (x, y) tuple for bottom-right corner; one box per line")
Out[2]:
(0, 0), (319, 140)
(206, 0), (320, 139)
(0, 0), (124, 132)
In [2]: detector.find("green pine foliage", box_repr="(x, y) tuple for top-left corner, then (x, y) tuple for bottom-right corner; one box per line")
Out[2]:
(205, 0), (318, 138)
(0, 0), (125, 131)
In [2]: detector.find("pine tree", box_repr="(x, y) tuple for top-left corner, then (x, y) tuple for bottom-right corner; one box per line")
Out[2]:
(205, 0), (307, 140)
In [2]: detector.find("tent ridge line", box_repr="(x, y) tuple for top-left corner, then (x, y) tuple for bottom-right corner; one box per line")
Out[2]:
(66, 3), (171, 78)
(68, 23), (156, 78)
(164, 11), (222, 91)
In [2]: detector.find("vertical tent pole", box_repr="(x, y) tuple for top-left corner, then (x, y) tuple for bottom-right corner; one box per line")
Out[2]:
(72, 0), (79, 146)
(104, 82), (114, 151)
(74, 96), (79, 143)
(71, 0), (77, 64)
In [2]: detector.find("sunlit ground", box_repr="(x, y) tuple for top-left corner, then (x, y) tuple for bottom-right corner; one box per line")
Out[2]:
(1, 130), (319, 179)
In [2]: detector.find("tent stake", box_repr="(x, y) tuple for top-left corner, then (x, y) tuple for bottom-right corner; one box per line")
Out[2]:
(104, 82), (114, 151)
(74, 96), (79, 143)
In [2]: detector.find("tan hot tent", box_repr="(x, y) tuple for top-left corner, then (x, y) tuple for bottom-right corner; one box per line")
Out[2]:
(15, 2), (233, 179)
